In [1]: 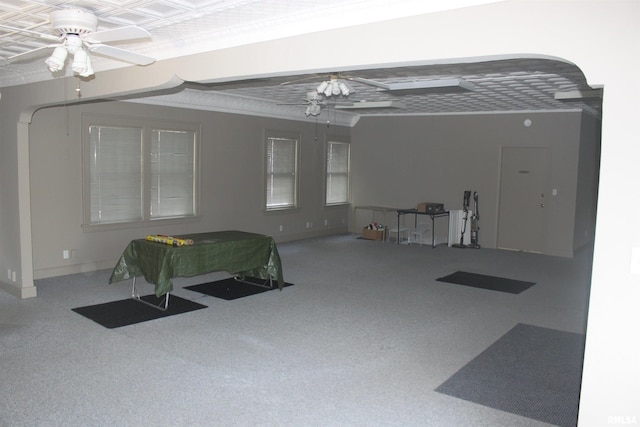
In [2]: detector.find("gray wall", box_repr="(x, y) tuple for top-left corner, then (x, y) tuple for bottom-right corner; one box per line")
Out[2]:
(0, 103), (20, 278)
(29, 101), (351, 279)
(350, 111), (594, 257)
(573, 112), (601, 251)
(29, 101), (598, 279)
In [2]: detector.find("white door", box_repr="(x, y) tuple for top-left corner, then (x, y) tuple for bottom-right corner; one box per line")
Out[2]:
(497, 147), (548, 253)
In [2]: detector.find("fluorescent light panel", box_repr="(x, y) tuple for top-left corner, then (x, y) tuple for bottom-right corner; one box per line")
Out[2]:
(334, 101), (406, 110)
(380, 78), (475, 93)
(554, 89), (603, 100)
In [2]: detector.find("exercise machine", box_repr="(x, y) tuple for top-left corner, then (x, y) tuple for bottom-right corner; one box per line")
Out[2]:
(452, 190), (471, 248)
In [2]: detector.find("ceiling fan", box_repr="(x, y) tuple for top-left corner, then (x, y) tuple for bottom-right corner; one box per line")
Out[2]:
(0, 7), (155, 77)
(279, 72), (413, 114)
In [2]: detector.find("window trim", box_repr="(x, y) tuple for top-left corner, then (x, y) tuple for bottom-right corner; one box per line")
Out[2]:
(81, 113), (201, 230)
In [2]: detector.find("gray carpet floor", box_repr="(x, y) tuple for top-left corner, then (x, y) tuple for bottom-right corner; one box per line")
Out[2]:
(0, 234), (593, 426)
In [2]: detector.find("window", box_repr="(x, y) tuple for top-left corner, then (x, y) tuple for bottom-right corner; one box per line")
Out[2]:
(326, 141), (350, 205)
(150, 129), (196, 218)
(88, 125), (143, 224)
(84, 115), (199, 226)
(265, 135), (298, 210)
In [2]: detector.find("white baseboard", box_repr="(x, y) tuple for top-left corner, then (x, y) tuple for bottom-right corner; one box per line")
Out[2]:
(0, 279), (37, 299)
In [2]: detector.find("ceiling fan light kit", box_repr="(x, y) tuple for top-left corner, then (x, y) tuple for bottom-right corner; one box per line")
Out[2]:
(317, 78), (353, 97)
(44, 33), (93, 76)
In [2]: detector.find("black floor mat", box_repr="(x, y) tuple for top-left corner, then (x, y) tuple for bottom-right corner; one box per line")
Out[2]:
(185, 277), (293, 300)
(72, 294), (207, 329)
(436, 271), (535, 294)
(436, 323), (585, 427)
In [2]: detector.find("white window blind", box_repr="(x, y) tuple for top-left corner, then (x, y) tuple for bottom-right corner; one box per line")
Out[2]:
(266, 136), (298, 210)
(326, 141), (350, 205)
(151, 129), (196, 218)
(89, 125), (143, 223)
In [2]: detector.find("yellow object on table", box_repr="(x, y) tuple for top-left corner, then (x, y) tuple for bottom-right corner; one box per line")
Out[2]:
(145, 234), (194, 246)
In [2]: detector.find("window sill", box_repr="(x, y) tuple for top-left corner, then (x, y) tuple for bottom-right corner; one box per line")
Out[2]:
(81, 215), (201, 233)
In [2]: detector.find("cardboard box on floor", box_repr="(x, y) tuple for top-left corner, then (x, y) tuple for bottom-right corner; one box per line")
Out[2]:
(362, 228), (385, 241)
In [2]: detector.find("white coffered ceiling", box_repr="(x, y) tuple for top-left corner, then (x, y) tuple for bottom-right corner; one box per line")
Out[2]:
(0, 0), (602, 121)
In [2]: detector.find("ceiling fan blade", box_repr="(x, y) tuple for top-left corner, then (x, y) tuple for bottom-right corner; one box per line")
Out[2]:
(279, 75), (322, 86)
(2, 45), (57, 64)
(88, 44), (155, 66)
(0, 23), (61, 42)
(83, 26), (151, 44)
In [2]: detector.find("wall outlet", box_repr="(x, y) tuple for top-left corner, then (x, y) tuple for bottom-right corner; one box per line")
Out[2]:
(279, 225), (283, 232)
(7, 269), (11, 280)
(11, 271), (16, 282)
(63, 249), (70, 259)
(324, 219), (328, 226)
(306, 221), (312, 229)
